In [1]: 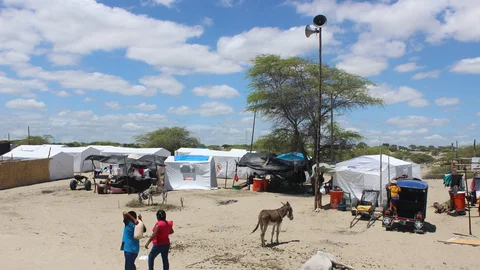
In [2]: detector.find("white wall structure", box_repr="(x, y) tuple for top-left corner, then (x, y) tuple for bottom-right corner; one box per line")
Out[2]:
(333, 155), (421, 205)
(187, 148), (253, 179)
(164, 155), (217, 191)
(1, 147), (74, 180)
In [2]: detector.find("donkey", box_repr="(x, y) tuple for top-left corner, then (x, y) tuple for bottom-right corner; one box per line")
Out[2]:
(138, 184), (167, 205)
(251, 201), (294, 247)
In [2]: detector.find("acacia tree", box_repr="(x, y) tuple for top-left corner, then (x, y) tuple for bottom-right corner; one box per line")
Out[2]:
(246, 54), (383, 164)
(135, 127), (201, 153)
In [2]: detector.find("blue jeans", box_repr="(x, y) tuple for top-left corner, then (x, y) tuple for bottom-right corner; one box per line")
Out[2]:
(148, 244), (170, 270)
(124, 251), (138, 270)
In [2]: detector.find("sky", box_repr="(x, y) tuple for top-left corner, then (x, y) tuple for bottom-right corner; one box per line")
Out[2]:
(0, 0), (479, 147)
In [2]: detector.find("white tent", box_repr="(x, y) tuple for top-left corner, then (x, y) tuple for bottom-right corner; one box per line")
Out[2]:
(188, 148), (253, 179)
(333, 155), (421, 205)
(1, 147), (74, 180)
(164, 155), (217, 191)
(174, 147), (199, 156)
(99, 146), (170, 158)
(59, 147), (102, 172)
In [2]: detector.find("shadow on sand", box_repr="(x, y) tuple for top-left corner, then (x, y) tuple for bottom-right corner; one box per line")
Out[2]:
(265, 239), (300, 248)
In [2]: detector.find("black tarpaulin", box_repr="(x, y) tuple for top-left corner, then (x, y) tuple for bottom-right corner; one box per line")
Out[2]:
(237, 152), (294, 173)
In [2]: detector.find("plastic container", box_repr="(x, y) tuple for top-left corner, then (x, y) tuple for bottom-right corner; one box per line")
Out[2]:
(252, 178), (264, 192)
(263, 179), (269, 192)
(110, 187), (123, 194)
(453, 191), (466, 211)
(337, 204), (347, 211)
(330, 190), (344, 209)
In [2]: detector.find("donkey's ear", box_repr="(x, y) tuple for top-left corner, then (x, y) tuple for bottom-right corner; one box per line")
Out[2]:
(286, 201), (290, 206)
(281, 202), (285, 206)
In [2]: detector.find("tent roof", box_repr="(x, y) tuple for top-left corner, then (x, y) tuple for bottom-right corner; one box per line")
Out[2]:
(165, 155), (212, 163)
(189, 148), (245, 158)
(336, 154), (413, 170)
(99, 146), (170, 157)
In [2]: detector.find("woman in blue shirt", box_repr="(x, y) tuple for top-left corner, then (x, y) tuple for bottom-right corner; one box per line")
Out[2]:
(122, 211), (143, 270)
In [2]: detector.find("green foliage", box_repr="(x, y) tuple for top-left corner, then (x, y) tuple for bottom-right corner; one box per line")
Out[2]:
(17, 134), (54, 145)
(89, 141), (121, 146)
(246, 54), (382, 161)
(135, 127), (201, 153)
(409, 153), (435, 164)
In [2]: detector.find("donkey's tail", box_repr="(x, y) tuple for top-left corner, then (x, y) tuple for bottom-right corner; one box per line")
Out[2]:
(251, 219), (260, 234)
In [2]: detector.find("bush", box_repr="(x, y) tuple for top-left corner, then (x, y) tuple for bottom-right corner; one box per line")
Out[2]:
(409, 153), (435, 164)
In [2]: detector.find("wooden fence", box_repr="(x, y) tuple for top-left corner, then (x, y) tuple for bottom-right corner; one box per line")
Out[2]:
(0, 159), (51, 190)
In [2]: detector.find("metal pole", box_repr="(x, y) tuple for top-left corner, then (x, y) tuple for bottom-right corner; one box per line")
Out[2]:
(330, 92), (334, 163)
(315, 27), (323, 210)
(456, 141), (458, 159)
(380, 148), (383, 205)
(474, 139), (476, 157)
(28, 126), (30, 145)
(225, 161), (228, 188)
(464, 167), (472, 235)
(250, 110), (256, 153)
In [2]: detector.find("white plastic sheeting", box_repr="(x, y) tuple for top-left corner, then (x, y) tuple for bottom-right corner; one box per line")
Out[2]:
(164, 156), (217, 191)
(187, 148), (253, 179)
(333, 155), (421, 205)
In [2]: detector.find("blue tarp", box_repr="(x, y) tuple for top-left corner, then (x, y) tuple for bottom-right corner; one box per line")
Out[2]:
(397, 179), (428, 190)
(277, 152), (311, 161)
(174, 155), (209, 161)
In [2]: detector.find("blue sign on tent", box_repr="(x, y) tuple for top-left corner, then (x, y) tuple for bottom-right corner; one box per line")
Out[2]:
(174, 155), (209, 161)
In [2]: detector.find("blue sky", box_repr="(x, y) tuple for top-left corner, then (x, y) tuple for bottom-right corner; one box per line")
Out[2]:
(0, 0), (479, 147)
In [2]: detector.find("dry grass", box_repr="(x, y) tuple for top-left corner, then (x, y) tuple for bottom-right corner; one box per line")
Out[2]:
(125, 198), (182, 211)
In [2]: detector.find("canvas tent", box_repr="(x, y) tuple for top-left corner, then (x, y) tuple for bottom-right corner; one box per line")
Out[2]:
(188, 148), (253, 179)
(1, 147), (74, 180)
(59, 147), (102, 172)
(174, 147), (200, 156)
(99, 146), (170, 158)
(333, 155), (421, 205)
(164, 155), (217, 191)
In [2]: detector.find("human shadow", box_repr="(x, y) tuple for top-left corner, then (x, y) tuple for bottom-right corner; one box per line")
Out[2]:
(265, 239), (300, 248)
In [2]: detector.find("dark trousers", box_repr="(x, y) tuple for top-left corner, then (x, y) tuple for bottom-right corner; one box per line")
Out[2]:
(124, 251), (138, 270)
(148, 243), (170, 270)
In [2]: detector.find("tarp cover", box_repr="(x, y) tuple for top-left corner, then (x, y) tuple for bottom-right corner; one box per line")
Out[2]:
(237, 152), (294, 173)
(174, 155), (209, 161)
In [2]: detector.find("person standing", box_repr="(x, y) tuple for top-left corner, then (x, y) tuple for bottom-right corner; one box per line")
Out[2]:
(122, 211), (142, 270)
(145, 210), (174, 270)
(388, 180), (401, 217)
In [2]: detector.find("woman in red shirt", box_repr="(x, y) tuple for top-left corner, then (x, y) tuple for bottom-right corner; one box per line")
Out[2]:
(145, 210), (174, 270)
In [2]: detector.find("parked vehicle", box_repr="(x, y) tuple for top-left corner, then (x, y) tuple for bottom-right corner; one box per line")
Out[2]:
(383, 178), (428, 233)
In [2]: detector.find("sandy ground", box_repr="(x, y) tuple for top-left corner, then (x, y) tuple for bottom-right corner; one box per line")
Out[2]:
(1, 176), (479, 270)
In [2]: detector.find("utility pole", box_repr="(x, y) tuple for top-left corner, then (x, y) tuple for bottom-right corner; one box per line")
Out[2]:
(28, 126), (31, 145)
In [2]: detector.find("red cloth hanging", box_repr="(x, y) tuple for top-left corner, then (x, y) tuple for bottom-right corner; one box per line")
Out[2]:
(234, 173), (239, 182)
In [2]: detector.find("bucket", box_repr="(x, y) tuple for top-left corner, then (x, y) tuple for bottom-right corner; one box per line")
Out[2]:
(263, 179), (269, 192)
(453, 191), (466, 211)
(330, 191), (344, 209)
(337, 204), (347, 211)
(232, 185), (241, 190)
(252, 178), (264, 192)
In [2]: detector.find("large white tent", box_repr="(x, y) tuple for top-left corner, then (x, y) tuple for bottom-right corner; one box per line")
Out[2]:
(1, 147), (74, 180)
(188, 148), (252, 179)
(333, 155), (421, 205)
(164, 155), (217, 191)
(58, 147), (102, 172)
(99, 146), (170, 158)
(174, 147), (198, 156)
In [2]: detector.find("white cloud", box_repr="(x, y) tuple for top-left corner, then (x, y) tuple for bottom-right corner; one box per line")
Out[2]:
(217, 25), (341, 65)
(0, 72), (48, 98)
(74, 89), (85, 95)
(150, 0), (177, 8)
(14, 64), (156, 96)
(47, 53), (80, 66)
(82, 97), (95, 102)
(167, 106), (193, 115)
(0, 51), (30, 65)
(168, 102), (234, 116)
(217, 0), (242, 8)
(202, 17), (214, 27)
(451, 57), (480, 74)
(425, 134), (446, 141)
(128, 102), (157, 111)
(368, 84), (427, 106)
(407, 99), (429, 107)
(5, 98), (47, 111)
(395, 128), (429, 136)
(386, 116), (450, 128)
(139, 75), (184, 95)
(192, 85), (240, 99)
(0, 0), (242, 75)
(104, 101), (121, 110)
(336, 55), (387, 77)
(476, 112), (480, 117)
(412, 70), (441, 80)
(435, 97), (460, 106)
(55, 90), (70, 97)
(394, 62), (425, 72)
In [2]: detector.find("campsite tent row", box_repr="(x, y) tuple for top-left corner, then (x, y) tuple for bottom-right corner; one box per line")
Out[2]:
(1, 145), (171, 180)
